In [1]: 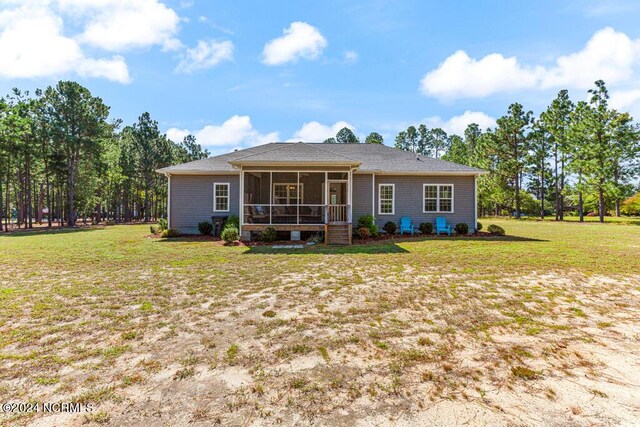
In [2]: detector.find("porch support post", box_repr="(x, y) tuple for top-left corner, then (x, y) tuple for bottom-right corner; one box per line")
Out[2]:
(474, 174), (478, 232)
(297, 171), (300, 225)
(324, 171), (328, 223)
(348, 168), (353, 224)
(371, 173), (375, 218)
(239, 166), (244, 239)
(269, 171), (273, 225)
(167, 173), (171, 229)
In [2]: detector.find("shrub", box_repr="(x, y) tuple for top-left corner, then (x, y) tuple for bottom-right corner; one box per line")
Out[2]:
(455, 223), (469, 235)
(383, 221), (397, 235)
(306, 232), (324, 244)
(223, 215), (240, 231)
(621, 192), (640, 216)
(357, 215), (378, 236)
(487, 224), (505, 236)
(198, 221), (213, 235)
(356, 227), (371, 238)
(161, 228), (180, 238)
(260, 226), (277, 242)
(419, 222), (433, 235)
(150, 225), (161, 235)
(221, 227), (239, 243)
(477, 221), (483, 232)
(158, 218), (168, 230)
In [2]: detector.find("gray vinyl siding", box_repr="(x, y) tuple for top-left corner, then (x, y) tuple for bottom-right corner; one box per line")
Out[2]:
(352, 174), (373, 220)
(169, 173), (476, 234)
(170, 175), (239, 233)
(371, 175), (475, 231)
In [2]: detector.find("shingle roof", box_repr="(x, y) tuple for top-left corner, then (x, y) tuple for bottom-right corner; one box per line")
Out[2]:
(156, 142), (485, 174)
(228, 142), (360, 164)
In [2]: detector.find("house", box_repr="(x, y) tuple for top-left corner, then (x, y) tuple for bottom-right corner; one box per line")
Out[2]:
(156, 142), (485, 244)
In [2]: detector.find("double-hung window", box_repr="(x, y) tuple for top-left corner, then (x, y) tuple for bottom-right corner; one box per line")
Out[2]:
(378, 184), (395, 215)
(213, 183), (230, 212)
(423, 184), (454, 213)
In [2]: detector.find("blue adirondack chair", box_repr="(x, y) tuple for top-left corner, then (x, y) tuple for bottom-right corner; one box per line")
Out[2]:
(399, 216), (415, 235)
(435, 216), (451, 236)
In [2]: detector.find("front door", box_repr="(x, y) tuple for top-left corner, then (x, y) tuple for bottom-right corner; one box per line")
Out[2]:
(327, 180), (348, 223)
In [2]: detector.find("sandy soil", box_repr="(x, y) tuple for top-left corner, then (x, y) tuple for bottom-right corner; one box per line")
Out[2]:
(3, 269), (640, 426)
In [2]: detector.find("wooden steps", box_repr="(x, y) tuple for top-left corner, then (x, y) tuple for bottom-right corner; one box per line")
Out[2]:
(325, 224), (351, 245)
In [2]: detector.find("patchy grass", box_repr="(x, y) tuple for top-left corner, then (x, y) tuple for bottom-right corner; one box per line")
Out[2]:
(0, 220), (639, 426)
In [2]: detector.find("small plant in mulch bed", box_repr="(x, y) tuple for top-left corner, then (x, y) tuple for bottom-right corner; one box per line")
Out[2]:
(223, 215), (240, 231)
(476, 221), (483, 232)
(356, 227), (371, 239)
(198, 221), (213, 235)
(158, 218), (168, 231)
(150, 225), (161, 235)
(221, 227), (239, 243)
(419, 222), (433, 235)
(487, 224), (505, 236)
(383, 221), (397, 235)
(455, 223), (469, 235)
(161, 228), (180, 238)
(260, 226), (277, 242)
(357, 215), (378, 237)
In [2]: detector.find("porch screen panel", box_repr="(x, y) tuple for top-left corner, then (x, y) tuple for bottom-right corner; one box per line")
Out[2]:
(299, 172), (325, 224)
(243, 172), (271, 224)
(271, 172), (298, 224)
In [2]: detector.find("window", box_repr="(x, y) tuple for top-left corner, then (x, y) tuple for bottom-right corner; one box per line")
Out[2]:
(213, 183), (230, 212)
(273, 183), (303, 205)
(423, 184), (454, 213)
(378, 184), (394, 215)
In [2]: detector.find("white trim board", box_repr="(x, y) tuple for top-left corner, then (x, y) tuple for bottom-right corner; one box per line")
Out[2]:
(378, 183), (395, 215)
(213, 182), (231, 212)
(422, 183), (455, 214)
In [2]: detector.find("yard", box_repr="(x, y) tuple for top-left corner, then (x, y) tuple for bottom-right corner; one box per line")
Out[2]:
(1, 220), (639, 426)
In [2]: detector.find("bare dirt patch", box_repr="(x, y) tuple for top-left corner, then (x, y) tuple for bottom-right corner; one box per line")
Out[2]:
(3, 267), (639, 426)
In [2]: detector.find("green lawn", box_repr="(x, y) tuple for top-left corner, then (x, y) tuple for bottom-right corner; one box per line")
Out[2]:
(514, 214), (640, 225)
(1, 220), (639, 425)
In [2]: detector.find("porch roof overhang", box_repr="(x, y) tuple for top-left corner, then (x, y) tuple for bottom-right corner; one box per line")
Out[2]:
(357, 170), (488, 176)
(229, 160), (361, 168)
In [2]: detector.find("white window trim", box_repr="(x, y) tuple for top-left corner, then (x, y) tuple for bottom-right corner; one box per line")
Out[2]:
(213, 182), (230, 212)
(423, 184), (455, 213)
(272, 182), (304, 205)
(378, 183), (395, 215)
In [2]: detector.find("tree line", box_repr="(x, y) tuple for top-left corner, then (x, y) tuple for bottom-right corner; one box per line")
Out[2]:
(1, 79), (638, 231)
(0, 81), (208, 230)
(392, 81), (640, 222)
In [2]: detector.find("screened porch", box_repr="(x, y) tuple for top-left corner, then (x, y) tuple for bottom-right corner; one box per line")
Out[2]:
(242, 171), (351, 226)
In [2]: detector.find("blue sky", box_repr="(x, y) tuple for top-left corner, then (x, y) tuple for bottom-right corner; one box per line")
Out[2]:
(1, 0), (640, 154)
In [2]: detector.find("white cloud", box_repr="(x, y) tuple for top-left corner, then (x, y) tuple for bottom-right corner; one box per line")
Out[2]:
(343, 50), (359, 64)
(610, 88), (640, 119)
(0, 3), (131, 83)
(610, 88), (640, 111)
(541, 27), (640, 89)
(420, 27), (640, 100)
(288, 121), (354, 142)
(166, 115), (280, 153)
(421, 50), (543, 100)
(60, 0), (182, 52)
(262, 22), (327, 65)
(424, 111), (496, 135)
(175, 40), (233, 73)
